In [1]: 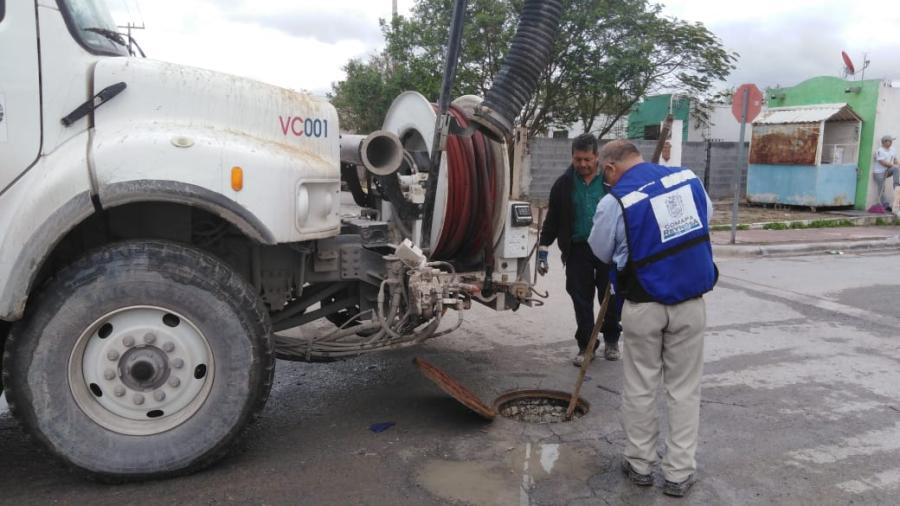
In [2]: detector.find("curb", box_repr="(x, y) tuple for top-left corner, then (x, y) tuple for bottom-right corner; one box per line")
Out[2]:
(710, 215), (900, 231)
(713, 236), (900, 258)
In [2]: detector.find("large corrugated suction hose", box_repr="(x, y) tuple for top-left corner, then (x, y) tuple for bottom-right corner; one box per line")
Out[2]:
(473, 0), (564, 140)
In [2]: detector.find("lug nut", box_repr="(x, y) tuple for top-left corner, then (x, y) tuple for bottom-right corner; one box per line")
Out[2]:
(153, 391), (166, 402)
(168, 377), (181, 388)
(122, 335), (135, 348)
(107, 350), (119, 361)
(104, 369), (116, 381)
(172, 358), (184, 369)
(114, 386), (126, 397)
(162, 341), (175, 353)
(133, 394), (145, 406)
(143, 333), (157, 345)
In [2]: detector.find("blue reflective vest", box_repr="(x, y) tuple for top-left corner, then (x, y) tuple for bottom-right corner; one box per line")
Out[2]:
(610, 163), (716, 305)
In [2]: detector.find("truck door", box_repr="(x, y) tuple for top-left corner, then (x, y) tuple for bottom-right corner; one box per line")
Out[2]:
(0, 0), (43, 194)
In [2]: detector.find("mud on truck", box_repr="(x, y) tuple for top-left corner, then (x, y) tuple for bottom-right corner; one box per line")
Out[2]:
(0, 0), (563, 479)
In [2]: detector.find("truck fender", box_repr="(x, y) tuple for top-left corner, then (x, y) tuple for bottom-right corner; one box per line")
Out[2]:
(0, 182), (276, 322)
(1, 191), (94, 321)
(99, 180), (277, 245)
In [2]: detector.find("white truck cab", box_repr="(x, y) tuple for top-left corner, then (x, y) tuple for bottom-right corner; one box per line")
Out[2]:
(0, 0), (539, 481)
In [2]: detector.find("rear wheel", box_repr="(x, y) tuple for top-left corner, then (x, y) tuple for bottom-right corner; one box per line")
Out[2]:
(2, 241), (274, 480)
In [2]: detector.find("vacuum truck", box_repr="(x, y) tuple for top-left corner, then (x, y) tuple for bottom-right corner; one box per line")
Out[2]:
(0, 0), (562, 479)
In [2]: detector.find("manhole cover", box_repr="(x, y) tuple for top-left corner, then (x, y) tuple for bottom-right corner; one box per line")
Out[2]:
(414, 357), (497, 420)
(493, 390), (589, 424)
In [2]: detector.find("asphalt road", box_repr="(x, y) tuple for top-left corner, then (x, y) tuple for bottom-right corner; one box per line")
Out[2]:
(1, 251), (899, 505)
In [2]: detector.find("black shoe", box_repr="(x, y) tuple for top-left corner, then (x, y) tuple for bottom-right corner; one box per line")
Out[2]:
(663, 475), (696, 497)
(621, 460), (653, 487)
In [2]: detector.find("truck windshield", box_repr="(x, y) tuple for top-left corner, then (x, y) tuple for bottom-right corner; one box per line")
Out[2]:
(58, 0), (129, 56)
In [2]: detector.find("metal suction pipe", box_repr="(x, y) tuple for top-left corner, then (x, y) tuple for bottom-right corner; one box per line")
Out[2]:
(340, 130), (404, 176)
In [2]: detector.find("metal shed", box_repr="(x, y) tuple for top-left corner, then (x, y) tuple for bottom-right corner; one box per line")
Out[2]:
(747, 103), (862, 207)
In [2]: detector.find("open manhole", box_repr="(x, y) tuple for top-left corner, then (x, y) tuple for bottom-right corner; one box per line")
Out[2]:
(494, 390), (589, 424)
(414, 358), (589, 424)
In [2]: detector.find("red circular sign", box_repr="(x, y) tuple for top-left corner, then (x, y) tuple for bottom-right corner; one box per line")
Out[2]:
(732, 84), (763, 123)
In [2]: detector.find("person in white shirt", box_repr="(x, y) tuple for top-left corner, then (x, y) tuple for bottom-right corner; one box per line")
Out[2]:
(874, 135), (898, 210)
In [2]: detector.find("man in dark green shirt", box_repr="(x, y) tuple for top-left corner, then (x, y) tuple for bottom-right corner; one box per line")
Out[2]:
(537, 134), (622, 366)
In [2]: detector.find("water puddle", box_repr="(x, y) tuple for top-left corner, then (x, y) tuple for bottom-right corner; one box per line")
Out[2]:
(416, 443), (596, 506)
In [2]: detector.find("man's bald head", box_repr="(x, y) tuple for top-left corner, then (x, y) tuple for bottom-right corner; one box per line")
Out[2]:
(599, 140), (644, 186)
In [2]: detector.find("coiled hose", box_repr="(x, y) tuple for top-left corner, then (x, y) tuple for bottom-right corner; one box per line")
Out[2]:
(432, 105), (498, 261)
(473, 0), (564, 140)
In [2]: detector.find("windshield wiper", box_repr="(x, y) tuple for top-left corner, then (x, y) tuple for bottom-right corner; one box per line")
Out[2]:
(84, 27), (146, 57)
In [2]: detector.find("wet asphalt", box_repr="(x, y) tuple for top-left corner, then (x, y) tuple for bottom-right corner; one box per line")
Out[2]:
(1, 251), (899, 505)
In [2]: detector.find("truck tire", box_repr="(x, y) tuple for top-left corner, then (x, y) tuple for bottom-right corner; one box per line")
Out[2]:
(2, 240), (274, 480)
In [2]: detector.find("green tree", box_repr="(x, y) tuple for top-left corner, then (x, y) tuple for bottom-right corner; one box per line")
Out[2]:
(330, 0), (737, 137)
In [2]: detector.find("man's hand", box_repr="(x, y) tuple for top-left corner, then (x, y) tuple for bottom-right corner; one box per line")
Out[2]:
(537, 246), (549, 276)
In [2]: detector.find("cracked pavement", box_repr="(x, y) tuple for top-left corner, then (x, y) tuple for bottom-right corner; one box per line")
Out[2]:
(1, 251), (899, 505)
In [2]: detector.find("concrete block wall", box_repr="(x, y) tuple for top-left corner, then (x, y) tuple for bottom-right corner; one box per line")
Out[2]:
(526, 138), (748, 202)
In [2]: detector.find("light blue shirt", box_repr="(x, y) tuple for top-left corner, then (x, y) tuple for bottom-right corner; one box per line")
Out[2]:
(588, 186), (714, 271)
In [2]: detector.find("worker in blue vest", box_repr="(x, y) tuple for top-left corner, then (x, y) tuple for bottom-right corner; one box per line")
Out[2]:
(587, 140), (717, 498)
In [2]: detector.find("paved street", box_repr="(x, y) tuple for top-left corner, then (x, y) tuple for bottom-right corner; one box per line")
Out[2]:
(1, 250), (899, 505)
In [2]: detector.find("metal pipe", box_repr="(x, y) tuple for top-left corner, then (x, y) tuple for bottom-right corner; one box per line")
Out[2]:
(731, 87), (751, 245)
(421, 0), (468, 254)
(340, 130), (403, 176)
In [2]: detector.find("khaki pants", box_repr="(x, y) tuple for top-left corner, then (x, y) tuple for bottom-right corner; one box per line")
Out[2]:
(620, 297), (706, 483)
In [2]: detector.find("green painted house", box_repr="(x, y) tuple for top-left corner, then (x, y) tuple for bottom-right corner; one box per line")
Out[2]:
(761, 76), (900, 209)
(627, 94), (692, 141)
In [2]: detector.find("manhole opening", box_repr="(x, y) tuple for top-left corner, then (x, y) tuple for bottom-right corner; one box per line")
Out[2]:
(494, 390), (589, 424)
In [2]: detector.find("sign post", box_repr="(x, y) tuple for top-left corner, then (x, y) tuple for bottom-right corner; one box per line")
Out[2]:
(730, 84), (763, 244)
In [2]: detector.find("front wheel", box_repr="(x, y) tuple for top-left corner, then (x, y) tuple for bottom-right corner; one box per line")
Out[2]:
(2, 241), (274, 480)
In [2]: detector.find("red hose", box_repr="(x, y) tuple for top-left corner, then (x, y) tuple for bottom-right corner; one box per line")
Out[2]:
(431, 105), (499, 262)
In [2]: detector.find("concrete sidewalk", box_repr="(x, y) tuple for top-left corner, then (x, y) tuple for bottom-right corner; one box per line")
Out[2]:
(712, 225), (900, 257)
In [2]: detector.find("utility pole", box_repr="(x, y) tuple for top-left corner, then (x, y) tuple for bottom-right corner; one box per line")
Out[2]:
(116, 22), (145, 56)
(392, 0), (398, 18)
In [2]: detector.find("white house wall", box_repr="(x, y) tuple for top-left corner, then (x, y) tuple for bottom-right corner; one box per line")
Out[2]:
(821, 121), (860, 165)
(868, 81), (900, 207)
(689, 105), (753, 143)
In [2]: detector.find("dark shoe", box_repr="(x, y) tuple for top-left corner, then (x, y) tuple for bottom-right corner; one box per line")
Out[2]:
(621, 460), (653, 487)
(604, 343), (620, 361)
(663, 475), (696, 497)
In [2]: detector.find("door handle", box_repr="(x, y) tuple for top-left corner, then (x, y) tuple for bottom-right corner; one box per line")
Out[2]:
(61, 81), (127, 127)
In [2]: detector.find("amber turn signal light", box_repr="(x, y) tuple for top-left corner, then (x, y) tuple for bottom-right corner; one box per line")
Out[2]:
(231, 167), (244, 191)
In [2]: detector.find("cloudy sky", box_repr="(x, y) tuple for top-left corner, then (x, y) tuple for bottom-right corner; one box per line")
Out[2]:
(112, 0), (900, 96)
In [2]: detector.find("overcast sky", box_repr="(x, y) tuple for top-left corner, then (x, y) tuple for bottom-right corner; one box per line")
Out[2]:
(114, 0), (900, 96)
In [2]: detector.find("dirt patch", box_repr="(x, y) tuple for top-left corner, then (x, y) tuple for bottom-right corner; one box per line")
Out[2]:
(711, 200), (826, 226)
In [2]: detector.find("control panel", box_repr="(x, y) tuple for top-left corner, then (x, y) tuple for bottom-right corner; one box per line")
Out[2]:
(501, 201), (534, 258)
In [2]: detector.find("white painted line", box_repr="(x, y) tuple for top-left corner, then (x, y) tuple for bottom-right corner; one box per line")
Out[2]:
(787, 422), (900, 465)
(719, 276), (900, 331)
(838, 467), (900, 494)
(520, 442), (532, 506)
